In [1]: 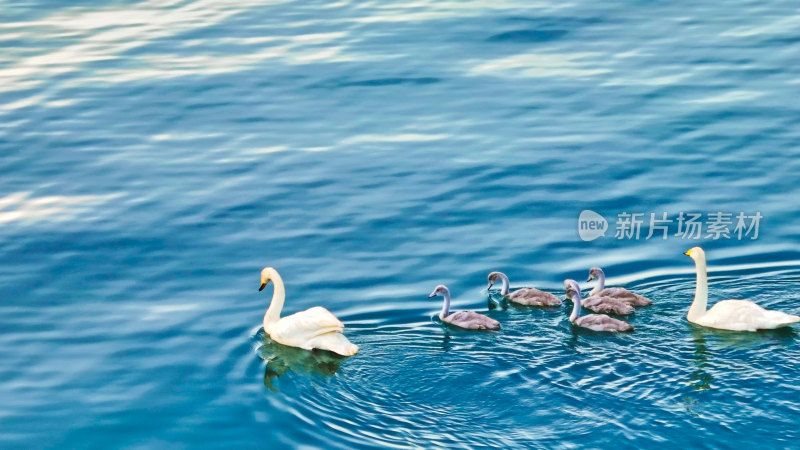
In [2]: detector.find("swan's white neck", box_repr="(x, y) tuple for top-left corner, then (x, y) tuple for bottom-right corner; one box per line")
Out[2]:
(688, 256), (708, 322)
(263, 269), (286, 330)
(499, 274), (510, 296)
(439, 290), (452, 319)
(589, 271), (605, 296)
(569, 292), (582, 322)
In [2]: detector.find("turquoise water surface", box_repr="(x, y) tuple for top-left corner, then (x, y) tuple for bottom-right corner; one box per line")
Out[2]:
(2, 0), (800, 448)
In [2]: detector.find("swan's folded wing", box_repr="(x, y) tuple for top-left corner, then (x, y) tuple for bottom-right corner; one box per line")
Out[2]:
(446, 311), (500, 329)
(582, 295), (634, 315)
(272, 307), (345, 342)
(509, 288), (561, 306)
(581, 295), (603, 307)
(577, 314), (633, 332)
(600, 287), (635, 297)
(705, 300), (800, 330)
(577, 314), (614, 328)
(599, 288), (653, 306)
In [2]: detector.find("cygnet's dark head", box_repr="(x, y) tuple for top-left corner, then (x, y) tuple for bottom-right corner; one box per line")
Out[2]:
(428, 284), (450, 298)
(563, 279), (581, 299)
(487, 272), (505, 289)
(587, 267), (604, 282)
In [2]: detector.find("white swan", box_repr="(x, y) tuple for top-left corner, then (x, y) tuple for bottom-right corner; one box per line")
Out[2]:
(428, 285), (501, 330)
(487, 272), (561, 306)
(259, 267), (358, 356)
(684, 247), (800, 331)
(564, 280), (634, 332)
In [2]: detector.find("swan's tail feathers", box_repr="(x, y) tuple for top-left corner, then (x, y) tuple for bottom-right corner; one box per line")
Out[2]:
(763, 311), (800, 329)
(778, 313), (800, 327)
(634, 294), (653, 307)
(314, 332), (359, 356)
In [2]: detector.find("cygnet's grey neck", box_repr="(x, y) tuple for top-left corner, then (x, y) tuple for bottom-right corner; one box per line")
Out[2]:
(499, 273), (510, 295)
(569, 290), (582, 321)
(590, 270), (606, 296)
(439, 289), (452, 319)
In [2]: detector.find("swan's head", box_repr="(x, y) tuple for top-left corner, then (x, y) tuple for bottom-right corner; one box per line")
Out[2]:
(487, 272), (505, 289)
(563, 279), (581, 300)
(683, 246), (706, 262)
(587, 267), (604, 282)
(259, 267), (275, 291)
(428, 285), (450, 298)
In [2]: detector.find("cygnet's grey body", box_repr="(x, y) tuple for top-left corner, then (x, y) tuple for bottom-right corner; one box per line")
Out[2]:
(564, 279), (634, 332)
(487, 272), (561, 307)
(581, 294), (634, 316)
(429, 285), (501, 330)
(587, 267), (652, 307)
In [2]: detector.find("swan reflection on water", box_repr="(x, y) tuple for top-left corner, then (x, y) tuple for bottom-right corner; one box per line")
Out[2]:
(688, 326), (713, 392)
(687, 324), (796, 393)
(259, 334), (345, 391)
(690, 322), (796, 349)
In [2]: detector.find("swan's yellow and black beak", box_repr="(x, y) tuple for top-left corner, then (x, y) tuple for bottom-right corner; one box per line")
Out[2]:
(683, 249), (693, 256)
(586, 276), (593, 282)
(487, 282), (493, 290)
(259, 282), (266, 291)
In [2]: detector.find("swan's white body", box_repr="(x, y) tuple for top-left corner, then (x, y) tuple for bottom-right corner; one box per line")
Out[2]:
(685, 247), (799, 331)
(260, 267), (358, 356)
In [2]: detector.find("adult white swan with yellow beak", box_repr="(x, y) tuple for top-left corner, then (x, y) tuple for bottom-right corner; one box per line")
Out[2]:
(684, 247), (799, 331)
(259, 267), (358, 356)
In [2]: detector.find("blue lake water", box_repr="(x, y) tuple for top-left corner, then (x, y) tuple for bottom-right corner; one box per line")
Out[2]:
(2, 0), (800, 447)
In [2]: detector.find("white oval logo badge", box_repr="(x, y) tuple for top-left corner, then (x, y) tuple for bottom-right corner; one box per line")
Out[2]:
(578, 210), (608, 241)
